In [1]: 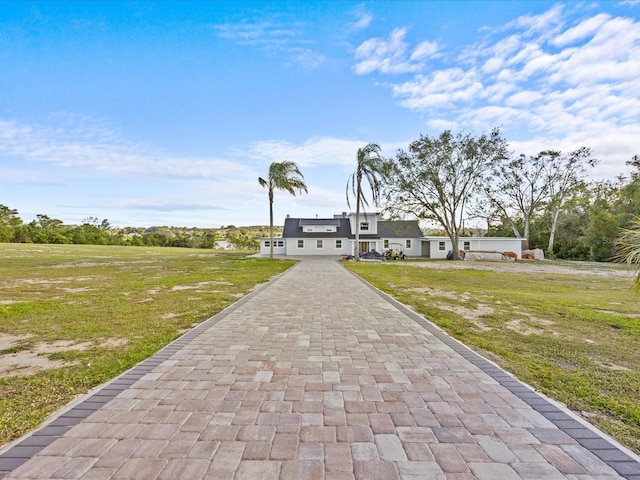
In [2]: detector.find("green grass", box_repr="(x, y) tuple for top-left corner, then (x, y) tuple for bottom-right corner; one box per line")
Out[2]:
(0, 244), (295, 447)
(345, 260), (640, 454)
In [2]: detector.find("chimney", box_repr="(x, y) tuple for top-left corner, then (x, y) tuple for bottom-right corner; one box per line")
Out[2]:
(286, 214), (290, 219)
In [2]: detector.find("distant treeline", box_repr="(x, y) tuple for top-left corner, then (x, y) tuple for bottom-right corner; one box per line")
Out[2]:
(0, 208), (278, 250)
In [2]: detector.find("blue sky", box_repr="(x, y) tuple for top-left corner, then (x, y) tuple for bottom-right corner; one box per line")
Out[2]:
(1, 1), (639, 228)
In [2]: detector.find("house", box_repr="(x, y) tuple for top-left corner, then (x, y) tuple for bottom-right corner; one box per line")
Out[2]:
(421, 236), (523, 259)
(260, 212), (523, 259)
(260, 212), (423, 257)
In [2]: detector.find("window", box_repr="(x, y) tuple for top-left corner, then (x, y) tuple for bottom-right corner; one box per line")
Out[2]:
(359, 222), (369, 231)
(335, 240), (342, 249)
(439, 241), (446, 251)
(463, 241), (471, 250)
(305, 227), (313, 232)
(316, 239), (323, 249)
(406, 239), (412, 249)
(326, 227), (333, 232)
(384, 240), (389, 249)
(297, 239), (304, 248)
(264, 241), (270, 247)
(276, 240), (284, 247)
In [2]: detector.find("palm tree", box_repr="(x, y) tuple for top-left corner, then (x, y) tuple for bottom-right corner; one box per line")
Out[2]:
(616, 217), (640, 291)
(258, 161), (308, 259)
(346, 143), (385, 260)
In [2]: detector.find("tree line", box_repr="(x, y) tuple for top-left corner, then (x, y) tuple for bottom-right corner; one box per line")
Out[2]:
(381, 129), (640, 261)
(0, 209), (270, 250)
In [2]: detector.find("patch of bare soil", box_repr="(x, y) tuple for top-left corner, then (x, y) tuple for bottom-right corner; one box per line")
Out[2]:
(405, 259), (633, 278)
(0, 334), (127, 378)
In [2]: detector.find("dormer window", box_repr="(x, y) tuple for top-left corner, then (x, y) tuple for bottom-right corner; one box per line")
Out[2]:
(360, 222), (369, 231)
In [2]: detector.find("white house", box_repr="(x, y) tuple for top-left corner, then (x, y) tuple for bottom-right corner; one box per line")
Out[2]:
(260, 212), (423, 257)
(421, 236), (523, 259)
(260, 212), (523, 259)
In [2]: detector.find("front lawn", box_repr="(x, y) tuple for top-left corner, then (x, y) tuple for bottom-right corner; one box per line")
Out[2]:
(345, 260), (640, 454)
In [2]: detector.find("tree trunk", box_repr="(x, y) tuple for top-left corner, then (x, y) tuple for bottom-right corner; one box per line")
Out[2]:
(354, 170), (362, 261)
(548, 208), (561, 255)
(269, 189), (274, 259)
(450, 232), (460, 260)
(522, 214), (530, 251)
(354, 198), (361, 260)
(508, 219), (521, 238)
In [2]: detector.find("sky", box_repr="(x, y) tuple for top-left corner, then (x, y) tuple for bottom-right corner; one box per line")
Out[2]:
(1, 1), (639, 228)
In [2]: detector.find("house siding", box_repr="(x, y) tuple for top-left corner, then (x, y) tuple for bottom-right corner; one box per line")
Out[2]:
(259, 214), (521, 258)
(286, 237), (349, 256)
(423, 237), (523, 259)
(381, 237), (422, 257)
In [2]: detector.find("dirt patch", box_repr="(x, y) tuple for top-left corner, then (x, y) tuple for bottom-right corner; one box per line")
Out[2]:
(405, 259), (633, 278)
(0, 334), (127, 378)
(505, 318), (546, 335)
(406, 283), (562, 336)
(170, 281), (234, 292)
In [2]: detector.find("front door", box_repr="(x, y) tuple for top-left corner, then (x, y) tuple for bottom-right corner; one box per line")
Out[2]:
(421, 240), (430, 258)
(359, 241), (369, 254)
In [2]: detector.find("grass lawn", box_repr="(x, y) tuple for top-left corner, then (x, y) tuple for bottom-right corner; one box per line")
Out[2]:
(345, 259), (640, 454)
(0, 243), (295, 447)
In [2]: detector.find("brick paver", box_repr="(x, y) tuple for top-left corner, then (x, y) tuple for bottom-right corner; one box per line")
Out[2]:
(1, 258), (639, 479)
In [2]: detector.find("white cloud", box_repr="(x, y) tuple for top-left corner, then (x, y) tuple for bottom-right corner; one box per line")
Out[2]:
(354, 28), (438, 74)
(505, 4), (565, 38)
(504, 90), (543, 107)
(350, 8), (373, 30)
(353, 5), (640, 178)
(213, 19), (325, 70)
(0, 118), (253, 180)
(393, 69), (485, 109)
(552, 13), (609, 47)
(244, 136), (368, 168)
(410, 41), (439, 61)
(213, 21), (299, 44)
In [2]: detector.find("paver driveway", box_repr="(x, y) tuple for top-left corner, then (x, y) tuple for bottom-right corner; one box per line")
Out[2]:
(1, 259), (638, 479)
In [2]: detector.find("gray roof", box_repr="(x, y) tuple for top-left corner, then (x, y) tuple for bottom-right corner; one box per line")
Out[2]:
(299, 219), (341, 226)
(282, 217), (423, 239)
(376, 220), (423, 238)
(283, 217), (351, 238)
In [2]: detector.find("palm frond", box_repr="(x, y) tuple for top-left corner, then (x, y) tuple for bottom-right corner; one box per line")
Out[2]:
(615, 218), (640, 291)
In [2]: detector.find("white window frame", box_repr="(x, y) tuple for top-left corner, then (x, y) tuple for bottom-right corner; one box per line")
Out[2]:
(316, 239), (323, 249)
(383, 239), (389, 249)
(335, 239), (342, 249)
(359, 222), (369, 231)
(463, 241), (471, 251)
(438, 241), (446, 251)
(297, 239), (304, 248)
(406, 239), (412, 249)
(264, 240), (270, 247)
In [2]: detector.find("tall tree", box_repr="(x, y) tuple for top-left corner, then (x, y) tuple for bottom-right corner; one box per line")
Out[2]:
(346, 142), (385, 260)
(482, 147), (595, 253)
(258, 161), (308, 259)
(483, 152), (550, 250)
(0, 205), (22, 243)
(544, 147), (597, 255)
(384, 129), (507, 259)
